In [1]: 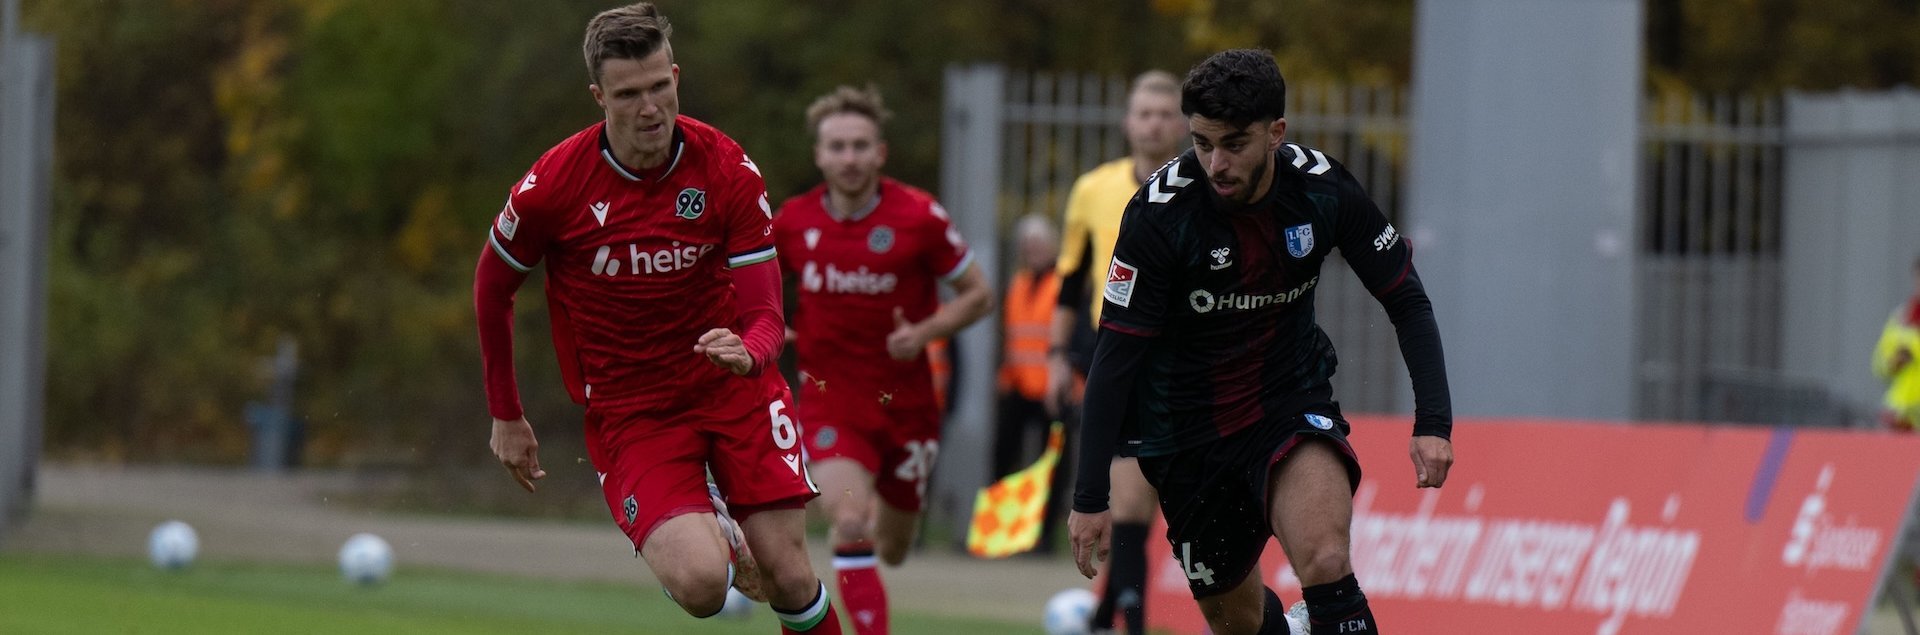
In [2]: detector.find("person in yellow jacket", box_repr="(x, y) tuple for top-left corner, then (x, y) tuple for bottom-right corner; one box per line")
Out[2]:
(1875, 256), (1920, 431)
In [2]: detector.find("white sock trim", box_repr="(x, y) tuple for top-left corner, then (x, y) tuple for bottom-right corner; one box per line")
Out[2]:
(832, 554), (879, 570)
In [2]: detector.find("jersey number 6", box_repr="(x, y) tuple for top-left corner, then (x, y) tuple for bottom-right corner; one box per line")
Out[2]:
(769, 399), (798, 450)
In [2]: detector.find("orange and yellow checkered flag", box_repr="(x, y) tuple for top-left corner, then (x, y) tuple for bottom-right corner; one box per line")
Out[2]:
(967, 422), (1065, 558)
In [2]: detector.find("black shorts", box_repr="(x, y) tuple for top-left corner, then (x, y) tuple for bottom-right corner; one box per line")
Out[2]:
(1138, 407), (1363, 598)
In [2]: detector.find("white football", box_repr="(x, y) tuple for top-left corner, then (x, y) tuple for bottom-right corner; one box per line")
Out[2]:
(147, 520), (199, 570)
(717, 587), (755, 619)
(338, 533), (394, 586)
(1043, 587), (1098, 635)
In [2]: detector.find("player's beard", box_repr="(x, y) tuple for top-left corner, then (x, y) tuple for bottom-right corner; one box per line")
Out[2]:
(1209, 155), (1270, 210)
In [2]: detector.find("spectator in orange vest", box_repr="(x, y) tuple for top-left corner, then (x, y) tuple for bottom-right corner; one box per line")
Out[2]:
(994, 214), (1064, 550)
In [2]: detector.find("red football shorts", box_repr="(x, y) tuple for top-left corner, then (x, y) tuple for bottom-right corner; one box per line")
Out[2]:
(586, 376), (819, 551)
(796, 377), (943, 512)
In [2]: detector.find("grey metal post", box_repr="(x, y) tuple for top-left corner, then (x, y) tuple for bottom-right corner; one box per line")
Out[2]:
(931, 64), (1004, 539)
(0, 25), (52, 541)
(1407, 0), (1644, 419)
(2, 0), (17, 45)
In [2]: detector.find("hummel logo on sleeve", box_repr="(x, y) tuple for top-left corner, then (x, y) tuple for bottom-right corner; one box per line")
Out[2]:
(1285, 143), (1332, 176)
(1148, 162), (1193, 204)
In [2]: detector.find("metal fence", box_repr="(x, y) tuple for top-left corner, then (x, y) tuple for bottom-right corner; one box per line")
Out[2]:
(976, 65), (1843, 426)
(1633, 92), (1859, 427)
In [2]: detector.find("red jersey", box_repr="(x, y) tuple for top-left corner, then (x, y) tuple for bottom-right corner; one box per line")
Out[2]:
(488, 116), (777, 414)
(773, 178), (973, 409)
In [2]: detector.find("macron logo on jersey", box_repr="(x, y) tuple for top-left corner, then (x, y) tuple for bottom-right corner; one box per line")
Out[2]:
(590, 241), (716, 277)
(519, 173), (538, 194)
(1105, 258), (1138, 308)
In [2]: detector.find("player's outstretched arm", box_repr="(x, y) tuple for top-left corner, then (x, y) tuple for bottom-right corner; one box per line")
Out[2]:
(1069, 328), (1151, 578)
(474, 243), (542, 492)
(885, 262), (995, 361)
(703, 259), (784, 376)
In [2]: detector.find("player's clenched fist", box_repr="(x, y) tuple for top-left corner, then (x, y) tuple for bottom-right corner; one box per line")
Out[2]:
(885, 307), (926, 362)
(696, 328), (754, 375)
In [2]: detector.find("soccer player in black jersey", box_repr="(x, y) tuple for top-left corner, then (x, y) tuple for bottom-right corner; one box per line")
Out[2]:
(1067, 49), (1455, 635)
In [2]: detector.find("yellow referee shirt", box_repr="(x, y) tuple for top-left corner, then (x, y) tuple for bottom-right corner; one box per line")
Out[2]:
(1056, 157), (1144, 326)
(1875, 302), (1920, 427)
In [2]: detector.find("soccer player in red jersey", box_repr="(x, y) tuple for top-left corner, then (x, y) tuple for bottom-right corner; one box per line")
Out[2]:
(772, 85), (993, 635)
(473, 5), (840, 633)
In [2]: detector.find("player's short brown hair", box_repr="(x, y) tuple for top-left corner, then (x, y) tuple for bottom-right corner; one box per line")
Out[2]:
(582, 3), (673, 84)
(1131, 70), (1180, 99)
(805, 85), (892, 138)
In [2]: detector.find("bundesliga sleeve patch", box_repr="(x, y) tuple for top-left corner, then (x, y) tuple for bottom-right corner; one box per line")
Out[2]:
(495, 200), (520, 240)
(1104, 257), (1138, 308)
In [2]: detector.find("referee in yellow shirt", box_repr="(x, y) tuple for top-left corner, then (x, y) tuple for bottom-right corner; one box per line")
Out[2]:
(1045, 70), (1186, 635)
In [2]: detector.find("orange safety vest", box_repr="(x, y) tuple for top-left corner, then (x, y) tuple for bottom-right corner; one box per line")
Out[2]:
(998, 269), (1059, 401)
(927, 338), (952, 411)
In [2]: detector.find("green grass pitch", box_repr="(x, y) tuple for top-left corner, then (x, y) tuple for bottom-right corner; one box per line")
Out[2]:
(0, 554), (1030, 634)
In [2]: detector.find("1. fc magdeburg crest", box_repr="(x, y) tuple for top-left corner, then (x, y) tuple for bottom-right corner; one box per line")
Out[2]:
(1284, 223), (1315, 259)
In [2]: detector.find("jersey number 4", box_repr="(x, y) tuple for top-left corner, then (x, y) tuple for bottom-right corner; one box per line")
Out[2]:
(1178, 541), (1217, 586)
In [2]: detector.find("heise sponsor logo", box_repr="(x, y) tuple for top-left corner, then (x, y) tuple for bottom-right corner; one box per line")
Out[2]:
(1188, 276), (1319, 314)
(589, 241), (716, 276)
(801, 261), (898, 295)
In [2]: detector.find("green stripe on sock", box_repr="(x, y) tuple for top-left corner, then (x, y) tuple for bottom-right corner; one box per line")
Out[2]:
(775, 583), (831, 631)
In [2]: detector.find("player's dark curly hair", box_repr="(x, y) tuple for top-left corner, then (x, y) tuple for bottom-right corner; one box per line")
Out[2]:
(1181, 49), (1287, 130)
(583, 3), (673, 84)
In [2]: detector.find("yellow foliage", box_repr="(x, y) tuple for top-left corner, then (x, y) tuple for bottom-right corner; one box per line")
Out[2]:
(396, 185), (457, 275)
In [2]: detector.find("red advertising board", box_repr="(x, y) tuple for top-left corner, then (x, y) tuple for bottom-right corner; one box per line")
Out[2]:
(1144, 418), (1920, 634)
